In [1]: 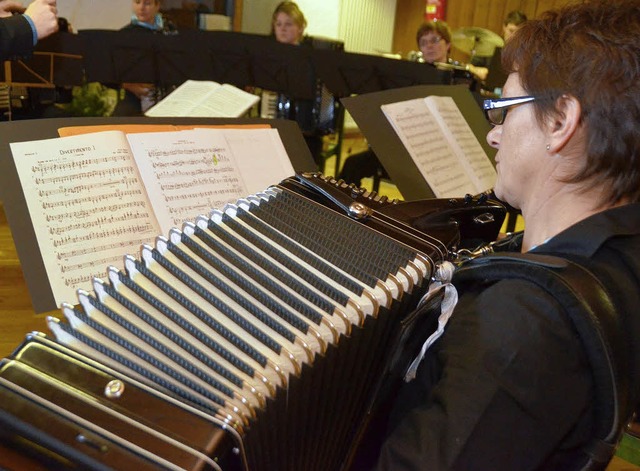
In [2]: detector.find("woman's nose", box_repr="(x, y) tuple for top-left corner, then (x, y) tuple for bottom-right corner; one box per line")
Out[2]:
(486, 125), (501, 149)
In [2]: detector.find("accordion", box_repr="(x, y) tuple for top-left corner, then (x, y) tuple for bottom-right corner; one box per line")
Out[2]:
(0, 173), (505, 470)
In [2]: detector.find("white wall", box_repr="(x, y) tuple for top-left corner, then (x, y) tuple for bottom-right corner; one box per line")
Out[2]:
(338, 0), (396, 55)
(241, 0), (396, 55)
(240, 0), (341, 39)
(45, 0), (131, 30)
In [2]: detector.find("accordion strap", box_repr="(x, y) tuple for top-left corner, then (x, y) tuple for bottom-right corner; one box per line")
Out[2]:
(454, 252), (628, 469)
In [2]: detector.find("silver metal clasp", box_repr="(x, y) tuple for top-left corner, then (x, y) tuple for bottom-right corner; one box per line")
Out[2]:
(348, 202), (373, 220)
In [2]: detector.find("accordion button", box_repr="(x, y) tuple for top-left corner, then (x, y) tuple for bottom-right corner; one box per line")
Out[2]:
(104, 379), (125, 399)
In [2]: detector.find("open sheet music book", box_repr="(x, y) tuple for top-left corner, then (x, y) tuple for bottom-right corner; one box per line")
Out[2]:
(381, 95), (496, 198)
(9, 127), (294, 307)
(145, 80), (260, 118)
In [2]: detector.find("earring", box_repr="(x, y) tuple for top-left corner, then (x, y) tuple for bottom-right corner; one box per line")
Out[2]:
(546, 144), (551, 151)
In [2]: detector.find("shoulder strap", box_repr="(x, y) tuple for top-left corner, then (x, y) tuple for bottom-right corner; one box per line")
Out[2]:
(454, 252), (629, 469)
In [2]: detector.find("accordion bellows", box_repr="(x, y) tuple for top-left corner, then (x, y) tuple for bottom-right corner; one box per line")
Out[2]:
(0, 175), (504, 470)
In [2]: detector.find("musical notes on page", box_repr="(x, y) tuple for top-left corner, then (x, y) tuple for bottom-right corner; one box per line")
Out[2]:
(381, 96), (496, 197)
(424, 96), (496, 193)
(10, 126), (295, 309)
(144, 80), (260, 118)
(11, 130), (161, 305)
(127, 128), (295, 233)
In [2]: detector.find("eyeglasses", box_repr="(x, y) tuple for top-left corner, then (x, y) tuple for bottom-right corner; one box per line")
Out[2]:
(483, 95), (536, 125)
(419, 36), (443, 46)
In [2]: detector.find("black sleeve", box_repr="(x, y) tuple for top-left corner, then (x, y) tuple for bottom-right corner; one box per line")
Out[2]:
(0, 15), (34, 61)
(376, 279), (593, 471)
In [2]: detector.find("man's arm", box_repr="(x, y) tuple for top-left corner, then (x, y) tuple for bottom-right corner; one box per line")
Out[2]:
(0, 14), (34, 60)
(0, 0), (57, 61)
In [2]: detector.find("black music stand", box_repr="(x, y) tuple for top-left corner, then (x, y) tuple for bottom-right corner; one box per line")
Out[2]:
(0, 116), (315, 314)
(78, 30), (318, 100)
(80, 30), (158, 84)
(187, 31), (255, 86)
(341, 85), (495, 201)
(312, 50), (450, 98)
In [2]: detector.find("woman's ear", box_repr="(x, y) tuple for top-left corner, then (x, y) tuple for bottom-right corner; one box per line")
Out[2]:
(547, 94), (581, 153)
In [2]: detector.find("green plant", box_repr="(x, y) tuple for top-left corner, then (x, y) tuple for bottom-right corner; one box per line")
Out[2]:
(66, 82), (117, 117)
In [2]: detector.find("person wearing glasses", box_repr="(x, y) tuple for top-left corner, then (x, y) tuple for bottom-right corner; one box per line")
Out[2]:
(371, 0), (640, 469)
(339, 21), (455, 186)
(416, 20), (488, 83)
(416, 20), (451, 65)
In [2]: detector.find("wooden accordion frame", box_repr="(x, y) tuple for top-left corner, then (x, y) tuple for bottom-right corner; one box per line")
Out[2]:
(0, 173), (505, 470)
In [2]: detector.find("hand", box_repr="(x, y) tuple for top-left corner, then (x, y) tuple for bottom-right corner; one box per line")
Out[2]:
(0, 1), (26, 18)
(24, 0), (58, 40)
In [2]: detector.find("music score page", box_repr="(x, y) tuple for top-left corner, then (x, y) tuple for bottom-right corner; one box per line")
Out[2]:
(145, 80), (260, 118)
(128, 127), (294, 233)
(381, 96), (496, 198)
(10, 127), (295, 307)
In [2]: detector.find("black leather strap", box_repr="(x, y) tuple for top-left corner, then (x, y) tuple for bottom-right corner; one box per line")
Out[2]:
(455, 253), (627, 469)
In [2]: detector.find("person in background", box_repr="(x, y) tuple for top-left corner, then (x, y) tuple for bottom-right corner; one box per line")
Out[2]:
(263, 1), (327, 168)
(502, 9), (527, 42)
(373, 0), (640, 469)
(473, 10), (528, 86)
(0, 0), (58, 60)
(339, 21), (457, 187)
(271, 0), (306, 45)
(416, 19), (485, 82)
(112, 0), (177, 116)
(416, 20), (451, 65)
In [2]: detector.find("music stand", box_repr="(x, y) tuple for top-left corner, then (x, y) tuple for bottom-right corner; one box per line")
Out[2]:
(341, 85), (495, 201)
(79, 30), (318, 101)
(1, 33), (83, 88)
(0, 116), (316, 314)
(80, 30), (157, 84)
(312, 50), (449, 98)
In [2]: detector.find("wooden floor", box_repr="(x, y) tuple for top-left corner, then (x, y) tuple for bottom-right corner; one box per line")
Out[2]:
(0, 202), (55, 359)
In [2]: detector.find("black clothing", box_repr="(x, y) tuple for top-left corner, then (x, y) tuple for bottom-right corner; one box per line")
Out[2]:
(376, 202), (640, 470)
(0, 14), (33, 61)
(338, 148), (389, 186)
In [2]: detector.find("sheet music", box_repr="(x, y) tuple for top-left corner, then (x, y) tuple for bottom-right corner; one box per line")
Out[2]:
(127, 128), (295, 234)
(381, 98), (475, 198)
(145, 80), (260, 118)
(10, 131), (161, 306)
(424, 96), (496, 192)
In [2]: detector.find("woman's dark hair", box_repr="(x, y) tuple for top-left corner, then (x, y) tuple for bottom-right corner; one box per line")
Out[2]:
(503, 0), (640, 203)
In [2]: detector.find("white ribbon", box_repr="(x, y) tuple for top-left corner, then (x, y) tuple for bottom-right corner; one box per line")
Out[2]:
(404, 262), (459, 382)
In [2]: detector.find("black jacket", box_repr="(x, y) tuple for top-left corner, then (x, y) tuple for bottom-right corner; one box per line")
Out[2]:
(0, 14), (34, 61)
(376, 202), (640, 470)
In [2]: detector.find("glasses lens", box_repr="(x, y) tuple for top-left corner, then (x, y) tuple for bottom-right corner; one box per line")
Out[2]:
(486, 108), (505, 125)
(420, 36), (441, 46)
